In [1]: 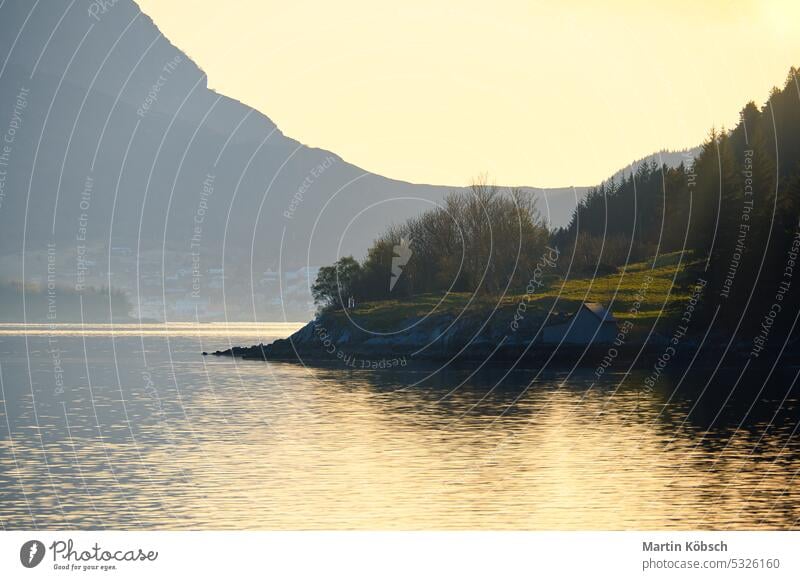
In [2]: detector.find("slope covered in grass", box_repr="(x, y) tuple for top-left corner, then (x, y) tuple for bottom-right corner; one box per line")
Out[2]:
(331, 251), (701, 336)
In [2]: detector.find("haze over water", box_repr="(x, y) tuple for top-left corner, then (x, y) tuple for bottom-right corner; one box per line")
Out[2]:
(1, 323), (799, 529)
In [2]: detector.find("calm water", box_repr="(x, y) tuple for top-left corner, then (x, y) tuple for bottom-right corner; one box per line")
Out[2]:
(1, 323), (799, 530)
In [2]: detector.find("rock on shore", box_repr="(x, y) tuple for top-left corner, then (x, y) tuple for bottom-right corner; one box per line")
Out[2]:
(207, 309), (672, 366)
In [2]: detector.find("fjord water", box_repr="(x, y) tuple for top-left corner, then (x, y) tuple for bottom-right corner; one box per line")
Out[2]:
(1, 323), (799, 530)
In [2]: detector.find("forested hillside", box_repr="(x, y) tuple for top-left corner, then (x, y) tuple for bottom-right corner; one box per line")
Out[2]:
(313, 67), (800, 352)
(552, 67), (800, 337)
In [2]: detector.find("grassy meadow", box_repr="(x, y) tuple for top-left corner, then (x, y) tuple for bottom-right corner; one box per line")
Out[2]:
(335, 251), (703, 337)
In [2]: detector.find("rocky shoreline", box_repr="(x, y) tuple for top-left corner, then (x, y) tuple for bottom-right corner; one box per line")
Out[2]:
(205, 310), (725, 368)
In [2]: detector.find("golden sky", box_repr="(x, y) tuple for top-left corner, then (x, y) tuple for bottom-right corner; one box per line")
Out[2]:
(137, 0), (800, 187)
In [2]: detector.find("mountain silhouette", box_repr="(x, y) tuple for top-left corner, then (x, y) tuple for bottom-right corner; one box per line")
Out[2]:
(0, 0), (684, 320)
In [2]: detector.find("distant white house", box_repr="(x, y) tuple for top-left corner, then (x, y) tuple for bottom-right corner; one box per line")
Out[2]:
(542, 302), (618, 345)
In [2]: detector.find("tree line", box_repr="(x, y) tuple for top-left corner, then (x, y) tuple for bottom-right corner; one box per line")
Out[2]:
(312, 179), (550, 309)
(551, 66), (800, 335)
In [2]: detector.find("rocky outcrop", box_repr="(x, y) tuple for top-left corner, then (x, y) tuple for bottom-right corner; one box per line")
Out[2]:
(208, 309), (658, 365)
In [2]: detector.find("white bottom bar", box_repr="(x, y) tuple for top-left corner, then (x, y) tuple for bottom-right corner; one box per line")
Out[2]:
(1, 531), (798, 579)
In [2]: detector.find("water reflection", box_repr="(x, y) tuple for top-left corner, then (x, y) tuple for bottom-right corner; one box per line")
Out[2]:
(1, 324), (799, 529)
